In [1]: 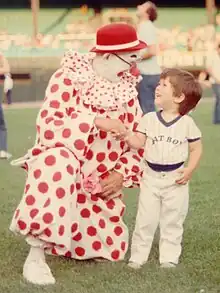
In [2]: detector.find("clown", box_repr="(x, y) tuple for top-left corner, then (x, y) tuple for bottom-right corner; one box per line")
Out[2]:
(10, 23), (147, 285)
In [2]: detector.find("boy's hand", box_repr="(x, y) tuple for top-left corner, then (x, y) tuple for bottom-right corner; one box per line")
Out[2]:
(175, 168), (193, 185)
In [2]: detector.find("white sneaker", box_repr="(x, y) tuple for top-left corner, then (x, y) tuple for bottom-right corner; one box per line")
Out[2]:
(160, 262), (176, 268)
(127, 262), (142, 269)
(0, 150), (12, 159)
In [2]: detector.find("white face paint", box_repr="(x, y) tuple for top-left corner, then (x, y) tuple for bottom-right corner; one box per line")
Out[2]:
(92, 51), (142, 83)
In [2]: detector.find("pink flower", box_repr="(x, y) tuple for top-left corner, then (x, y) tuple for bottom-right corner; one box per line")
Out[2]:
(83, 172), (102, 194)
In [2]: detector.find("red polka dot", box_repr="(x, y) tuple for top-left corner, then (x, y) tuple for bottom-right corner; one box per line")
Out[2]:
(99, 131), (107, 139)
(55, 71), (62, 78)
(99, 219), (106, 229)
(54, 120), (64, 126)
(88, 135), (94, 144)
(79, 123), (90, 133)
(96, 152), (106, 162)
(43, 198), (51, 208)
(65, 251), (72, 258)
(92, 241), (102, 251)
(38, 182), (49, 194)
(25, 195), (35, 206)
(76, 183), (81, 190)
(111, 250), (120, 260)
(120, 141), (125, 149)
(97, 164), (107, 173)
(45, 155), (56, 166)
(30, 209), (39, 219)
(106, 236), (113, 246)
(74, 139), (85, 150)
(75, 247), (85, 257)
(108, 152), (118, 161)
(120, 207), (125, 216)
(59, 206), (66, 217)
(92, 205), (102, 214)
(121, 241), (126, 251)
(44, 130), (54, 140)
(77, 194), (86, 204)
(58, 225), (65, 236)
(107, 141), (112, 150)
(80, 208), (90, 218)
(62, 92), (70, 102)
(132, 165), (140, 173)
(110, 216), (119, 223)
(41, 109), (48, 118)
(87, 226), (97, 236)
(32, 148), (42, 156)
(67, 164), (74, 175)
(60, 149), (69, 158)
(120, 157), (128, 164)
(53, 171), (62, 182)
(18, 220), (26, 230)
(127, 113), (134, 123)
(44, 228), (52, 237)
(62, 128), (71, 138)
(91, 194), (98, 201)
(106, 199), (115, 210)
(45, 117), (54, 124)
(114, 226), (123, 236)
(50, 100), (60, 109)
(43, 212), (53, 224)
(71, 223), (78, 233)
(51, 84), (59, 93)
(25, 184), (30, 194)
(138, 148), (144, 157)
(71, 113), (78, 119)
(128, 99), (134, 107)
(30, 222), (40, 230)
(64, 78), (72, 86)
(15, 209), (20, 219)
(51, 248), (58, 255)
(33, 169), (41, 179)
(72, 232), (82, 241)
(86, 149), (94, 160)
(56, 187), (66, 199)
(70, 184), (75, 194)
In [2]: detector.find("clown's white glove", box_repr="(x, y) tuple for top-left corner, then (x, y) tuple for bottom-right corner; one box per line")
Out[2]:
(4, 73), (13, 93)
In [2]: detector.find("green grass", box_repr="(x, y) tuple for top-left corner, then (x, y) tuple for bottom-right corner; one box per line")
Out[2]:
(1, 102), (220, 293)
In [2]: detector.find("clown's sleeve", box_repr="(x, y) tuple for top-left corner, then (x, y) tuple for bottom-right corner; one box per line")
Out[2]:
(36, 68), (97, 160)
(113, 98), (145, 188)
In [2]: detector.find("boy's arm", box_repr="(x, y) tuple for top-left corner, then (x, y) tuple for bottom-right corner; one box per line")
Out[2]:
(187, 139), (203, 172)
(176, 139), (202, 185)
(125, 131), (147, 149)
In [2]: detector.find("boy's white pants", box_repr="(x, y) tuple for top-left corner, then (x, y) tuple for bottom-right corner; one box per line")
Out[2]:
(129, 165), (189, 265)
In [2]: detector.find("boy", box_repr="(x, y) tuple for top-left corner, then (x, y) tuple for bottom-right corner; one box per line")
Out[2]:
(96, 68), (203, 268)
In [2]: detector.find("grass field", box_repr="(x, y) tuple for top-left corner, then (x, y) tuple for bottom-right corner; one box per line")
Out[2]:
(0, 102), (220, 293)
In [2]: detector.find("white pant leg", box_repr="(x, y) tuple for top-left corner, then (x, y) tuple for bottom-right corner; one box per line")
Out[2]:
(129, 173), (160, 265)
(159, 181), (189, 265)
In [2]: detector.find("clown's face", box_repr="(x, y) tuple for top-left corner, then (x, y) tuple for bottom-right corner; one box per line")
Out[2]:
(93, 51), (142, 83)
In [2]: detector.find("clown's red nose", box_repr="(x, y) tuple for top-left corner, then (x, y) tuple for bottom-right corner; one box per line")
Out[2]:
(130, 64), (140, 77)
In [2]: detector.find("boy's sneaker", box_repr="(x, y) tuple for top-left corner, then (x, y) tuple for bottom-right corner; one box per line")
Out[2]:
(0, 151), (12, 159)
(127, 262), (142, 269)
(160, 262), (176, 268)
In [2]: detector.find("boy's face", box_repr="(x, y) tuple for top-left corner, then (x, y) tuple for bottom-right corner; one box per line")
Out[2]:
(155, 77), (184, 111)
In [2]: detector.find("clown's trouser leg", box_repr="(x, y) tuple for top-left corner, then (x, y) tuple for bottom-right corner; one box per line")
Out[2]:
(10, 147), (80, 285)
(129, 168), (189, 266)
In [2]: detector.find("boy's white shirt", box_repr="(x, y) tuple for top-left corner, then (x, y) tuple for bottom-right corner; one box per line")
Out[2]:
(136, 112), (201, 165)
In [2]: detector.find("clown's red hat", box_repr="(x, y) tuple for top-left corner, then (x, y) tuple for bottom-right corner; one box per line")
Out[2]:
(90, 23), (147, 53)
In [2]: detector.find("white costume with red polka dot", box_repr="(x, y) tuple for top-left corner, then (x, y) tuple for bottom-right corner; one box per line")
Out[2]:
(10, 50), (144, 262)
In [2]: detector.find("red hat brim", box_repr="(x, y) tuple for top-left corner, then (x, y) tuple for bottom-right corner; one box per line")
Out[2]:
(90, 40), (147, 53)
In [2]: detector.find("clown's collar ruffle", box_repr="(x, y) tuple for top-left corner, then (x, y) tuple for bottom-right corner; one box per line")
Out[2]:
(60, 50), (142, 110)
